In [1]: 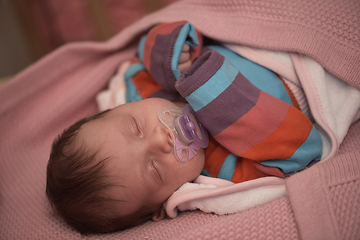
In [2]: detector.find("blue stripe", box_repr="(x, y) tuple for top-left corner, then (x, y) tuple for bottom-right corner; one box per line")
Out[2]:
(172, 23), (199, 80)
(201, 168), (212, 178)
(185, 59), (239, 111)
(124, 63), (146, 79)
(217, 153), (237, 181)
(209, 45), (294, 106)
(124, 63), (146, 103)
(261, 126), (323, 173)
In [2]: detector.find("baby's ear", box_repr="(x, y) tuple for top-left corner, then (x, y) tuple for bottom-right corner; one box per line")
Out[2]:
(151, 207), (166, 222)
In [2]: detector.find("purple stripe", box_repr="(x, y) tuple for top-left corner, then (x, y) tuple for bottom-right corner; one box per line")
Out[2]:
(149, 25), (184, 92)
(176, 50), (224, 97)
(196, 72), (261, 136)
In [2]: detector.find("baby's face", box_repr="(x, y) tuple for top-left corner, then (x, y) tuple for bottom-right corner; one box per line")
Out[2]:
(77, 98), (205, 216)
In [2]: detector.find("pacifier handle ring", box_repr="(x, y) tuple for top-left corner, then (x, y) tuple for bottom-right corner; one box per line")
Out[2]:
(182, 104), (209, 148)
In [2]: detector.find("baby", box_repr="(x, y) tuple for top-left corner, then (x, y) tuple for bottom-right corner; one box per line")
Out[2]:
(46, 21), (323, 234)
(46, 98), (206, 233)
(46, 41), (205, 233)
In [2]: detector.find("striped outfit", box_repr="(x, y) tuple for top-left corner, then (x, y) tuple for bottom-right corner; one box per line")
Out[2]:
(124, 22), (322, 183)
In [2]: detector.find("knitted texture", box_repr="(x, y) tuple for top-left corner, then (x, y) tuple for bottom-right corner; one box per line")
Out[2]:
(0, 0), (359, 239)
(324, 151), (360, 240)
(325, 122), (360, 240)
(287, 120), (360, 240)
(110, 211), (218, 240)
(171, 197), (299, 240)
(330, 180), (360, 240)
(338, 118), (360, 155)
(128, 0), (359, 88)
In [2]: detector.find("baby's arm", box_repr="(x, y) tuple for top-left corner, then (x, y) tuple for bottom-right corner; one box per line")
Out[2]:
(124, 22), (202, 103)
(175, 49), (323, 174)
(139, 22), (202, 93)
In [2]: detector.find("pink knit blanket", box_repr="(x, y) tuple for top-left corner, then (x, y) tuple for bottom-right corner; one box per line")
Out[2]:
(0, 0), (359, 239)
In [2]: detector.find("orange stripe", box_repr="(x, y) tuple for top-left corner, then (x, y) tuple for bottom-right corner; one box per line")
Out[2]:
(276, 74), (300, 110)
(131, 71), (163, 99)
(231, 158), (259, 183)
(143, 21), (187, 70)
(242, 106), (313, 161)
(204, 136), (231, 178)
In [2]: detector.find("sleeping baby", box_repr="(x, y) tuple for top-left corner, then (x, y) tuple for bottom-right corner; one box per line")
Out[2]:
(46, 22), (322, 234)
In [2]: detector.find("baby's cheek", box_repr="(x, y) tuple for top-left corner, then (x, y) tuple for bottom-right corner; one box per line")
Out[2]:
(191, 149), (205, 176)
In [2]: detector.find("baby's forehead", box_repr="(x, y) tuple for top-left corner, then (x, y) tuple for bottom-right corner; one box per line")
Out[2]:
(78, 115), (130, 158)
(79, 116), (111, 139)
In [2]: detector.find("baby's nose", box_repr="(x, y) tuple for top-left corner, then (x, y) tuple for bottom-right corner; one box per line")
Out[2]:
(150, 125), (173, 153)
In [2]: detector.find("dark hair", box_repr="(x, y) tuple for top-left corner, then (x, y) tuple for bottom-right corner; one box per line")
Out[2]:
(46, 110), (160, 234)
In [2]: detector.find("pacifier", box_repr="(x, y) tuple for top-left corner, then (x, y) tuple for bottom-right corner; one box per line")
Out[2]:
(158, 104), (209, 162)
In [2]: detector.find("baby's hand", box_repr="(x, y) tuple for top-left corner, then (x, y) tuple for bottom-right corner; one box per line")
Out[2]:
(178, 44), (192, 73)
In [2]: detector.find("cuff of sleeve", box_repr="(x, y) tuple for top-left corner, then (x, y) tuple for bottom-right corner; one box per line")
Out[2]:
(175, 50), (225, 98)
(143, 22), (202, 93)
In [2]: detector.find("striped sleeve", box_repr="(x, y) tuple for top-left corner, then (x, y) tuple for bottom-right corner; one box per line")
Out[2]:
(176, 50), (323, 174)
(125, 21), (202, 103)
(138, 21), (203, 92)
(203, 135), (284, 183)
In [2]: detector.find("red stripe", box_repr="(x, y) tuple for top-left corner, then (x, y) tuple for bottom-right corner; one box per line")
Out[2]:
(214, 91), (288, 157)
(231, 158), (259, 183)
(242, 106), (313, 161)
(131, 71), (163, 99)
